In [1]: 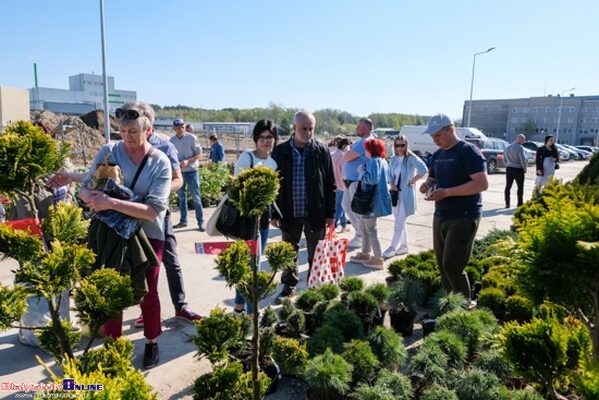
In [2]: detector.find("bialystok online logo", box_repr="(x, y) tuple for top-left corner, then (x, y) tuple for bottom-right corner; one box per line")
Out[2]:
(62, 379), (104, 391)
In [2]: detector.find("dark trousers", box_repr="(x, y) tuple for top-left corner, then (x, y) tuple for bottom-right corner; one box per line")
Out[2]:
(505, 167), (525, 207)
(162, 210), (187, 312)
(280, 218), (325, 290)
(433, 216), (479, 299)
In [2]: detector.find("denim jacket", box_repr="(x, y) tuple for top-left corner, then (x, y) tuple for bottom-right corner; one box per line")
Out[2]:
(358, 157), (392, 218)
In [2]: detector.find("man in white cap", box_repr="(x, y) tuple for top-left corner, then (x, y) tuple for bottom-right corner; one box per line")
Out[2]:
(418, 114), (488, 300)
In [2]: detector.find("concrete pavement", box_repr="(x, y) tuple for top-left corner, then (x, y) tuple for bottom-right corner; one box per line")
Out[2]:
(0, 160), (587, 399)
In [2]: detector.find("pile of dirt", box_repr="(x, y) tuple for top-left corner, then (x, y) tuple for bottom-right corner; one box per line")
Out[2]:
(30, 110), (109, 168)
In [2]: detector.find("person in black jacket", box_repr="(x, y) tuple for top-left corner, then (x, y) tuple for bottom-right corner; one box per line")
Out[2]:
(271, 110), (336, 303)
(532, 135), (559, 197)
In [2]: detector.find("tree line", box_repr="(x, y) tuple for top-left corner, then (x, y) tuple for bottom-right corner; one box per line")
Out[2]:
(152, 102), (430, 136)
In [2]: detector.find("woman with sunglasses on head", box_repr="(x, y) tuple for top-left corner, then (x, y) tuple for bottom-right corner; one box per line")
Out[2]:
(231, 119), (279, 316)
(383, 135), (428, 258)
(79, 101), (171, 369)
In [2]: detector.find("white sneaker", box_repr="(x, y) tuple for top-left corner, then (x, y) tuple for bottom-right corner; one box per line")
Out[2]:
(395, 247), (409, 256)
(348, 236), (362, 248)
(383, 247), (397, 258)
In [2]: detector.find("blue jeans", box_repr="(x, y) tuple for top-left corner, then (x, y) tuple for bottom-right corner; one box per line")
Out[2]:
(234, 227), (269, 314)
(335, 189), (347, 228)
(177, 170), (204, 226)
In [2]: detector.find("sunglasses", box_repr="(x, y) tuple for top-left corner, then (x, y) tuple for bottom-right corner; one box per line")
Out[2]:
(395, 143), (406, 148)
(115, 108), (141, 120)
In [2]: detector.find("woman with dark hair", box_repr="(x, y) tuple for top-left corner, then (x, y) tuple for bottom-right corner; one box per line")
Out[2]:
(533, 135), (559, 196)
(232, 119), (278, 315)
(383, 134), (428, 258)
(349, 138), (391, 269)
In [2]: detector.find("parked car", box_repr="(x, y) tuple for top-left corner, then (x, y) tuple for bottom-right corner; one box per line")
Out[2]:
(465, 136), (509, 174)
(524, 141), (570, 161)
(556, 144), (581, 161)
(563, 144), (591, 160)
(576, 145), (599, 154)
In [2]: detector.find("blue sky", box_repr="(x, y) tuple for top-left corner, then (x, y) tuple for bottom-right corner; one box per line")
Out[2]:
(1, 0), (598, 120)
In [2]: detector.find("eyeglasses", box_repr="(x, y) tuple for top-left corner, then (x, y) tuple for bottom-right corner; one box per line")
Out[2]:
(258, 136), (275, 141)
(115, 108), (141, 120)
(395, 144), (406, 148)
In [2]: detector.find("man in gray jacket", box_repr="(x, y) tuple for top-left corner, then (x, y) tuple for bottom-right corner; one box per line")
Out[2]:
(504, 134), (527, 208)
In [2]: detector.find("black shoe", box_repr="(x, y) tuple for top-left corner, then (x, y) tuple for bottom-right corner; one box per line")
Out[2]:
(274, 287), (296, 305)
(143, 342), (159, 369)
(173, 222), (187, 229)
(198, 225), (206, 232)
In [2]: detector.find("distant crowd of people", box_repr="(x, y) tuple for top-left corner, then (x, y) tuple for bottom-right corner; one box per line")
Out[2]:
(24, 100), (563, 369)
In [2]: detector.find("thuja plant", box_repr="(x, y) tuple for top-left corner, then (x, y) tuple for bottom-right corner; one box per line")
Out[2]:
(214, 165), (296, 400)
(0, 123), (136, 361)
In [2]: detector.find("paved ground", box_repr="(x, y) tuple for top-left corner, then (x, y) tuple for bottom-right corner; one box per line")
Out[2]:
(0, 160), (587, 399)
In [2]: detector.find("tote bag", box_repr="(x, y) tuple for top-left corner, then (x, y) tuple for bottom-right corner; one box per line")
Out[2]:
(307, 226), (349, 288)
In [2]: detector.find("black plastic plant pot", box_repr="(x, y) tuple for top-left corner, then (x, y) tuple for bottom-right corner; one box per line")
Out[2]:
(422, 318), (437, 337)
(260, 356), (282, 395)
(304, 312), (316, 336)
(372, 307), (387, 327)
(385, 275), (398, 287)
(389, 309), (417, 337)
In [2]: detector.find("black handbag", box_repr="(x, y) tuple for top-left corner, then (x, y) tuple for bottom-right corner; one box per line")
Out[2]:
(215, 200), (257, 240)
(351, 180), (377, 215)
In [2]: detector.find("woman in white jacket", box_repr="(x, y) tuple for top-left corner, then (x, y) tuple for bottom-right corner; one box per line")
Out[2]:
(383, 134), (428, 258)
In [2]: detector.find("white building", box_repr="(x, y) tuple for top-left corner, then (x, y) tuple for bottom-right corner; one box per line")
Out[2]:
(29, 73), (136, 115)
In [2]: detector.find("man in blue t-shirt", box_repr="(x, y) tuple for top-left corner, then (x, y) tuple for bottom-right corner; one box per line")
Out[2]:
(419, 114), (488, 300)
(341, 118), (374, 248)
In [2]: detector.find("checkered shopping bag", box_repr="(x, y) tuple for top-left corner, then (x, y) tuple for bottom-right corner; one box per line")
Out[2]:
(308, 226), (349, 288)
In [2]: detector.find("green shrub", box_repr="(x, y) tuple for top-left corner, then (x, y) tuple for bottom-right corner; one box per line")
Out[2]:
(278, 297), (296, 321)
(260, 306), (278, 328)
(314, 283), (341, 301)
(374, 370), (413, 399)
(79, 337), (134, 378)
(323, 305), (365, 342)
(0, 284), (27, 331)
(193, 361), (269, 400)
(259, 327), (275, 357)
(286, 310), (306, 338)
(56, 356), (156, 399)
(296, 289), (325, 312)
(505, 295), (534, 322)
(199, 162), (232, 204)
(304, 348), (353, 400)
(307, 324), (345, 356)
(37, 320), (81, 362)
(420, 384), (458, 400)
(477, 287), (507, 319)
(339, 276), (365, 293)
(473, 350), (513, 382)
(342, 339), (380, 384)
(387, 251), (441, 300)
(422, 330), (467, 368)
(271, 336), (308, 377)
(436, 309), (498, 356)
(349, 384), (395, 400)
(427, 289), (467, 318)
(503, 313), (591, 397)
(193, 306), (247, 365)
(347, 291), (378, 319)
(472, 229), (515, 260)
(387, 278), (423, 313)
(449, 368), (503, 400)
(365, 283), (389, 307)
(509, 389), (545, 400)
(575, 356), (599, 400)
(367, 326), (407, 370)
(410, 343), (449, 384)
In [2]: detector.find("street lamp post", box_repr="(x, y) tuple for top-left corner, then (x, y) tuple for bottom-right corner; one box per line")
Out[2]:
(555, 87), (576, 144)
(467, 47), (496, 127)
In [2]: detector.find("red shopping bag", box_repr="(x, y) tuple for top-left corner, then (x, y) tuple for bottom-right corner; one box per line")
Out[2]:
(308, 226), (349, 288)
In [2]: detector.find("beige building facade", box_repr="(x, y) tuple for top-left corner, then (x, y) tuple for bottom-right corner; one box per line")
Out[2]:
(0, 86), (30, 129)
